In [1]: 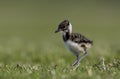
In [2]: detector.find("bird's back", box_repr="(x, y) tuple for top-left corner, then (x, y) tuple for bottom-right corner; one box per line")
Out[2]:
(70, 33), (93, 45)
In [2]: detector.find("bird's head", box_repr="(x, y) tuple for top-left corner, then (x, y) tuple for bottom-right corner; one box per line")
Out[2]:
(55, 20), (72, 34)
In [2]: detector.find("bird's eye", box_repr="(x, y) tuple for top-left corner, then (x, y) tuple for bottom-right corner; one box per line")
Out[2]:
(62, 26), (65, 28)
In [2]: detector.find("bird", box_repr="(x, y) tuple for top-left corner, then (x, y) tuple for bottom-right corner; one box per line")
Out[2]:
(55, 20), (93, 66)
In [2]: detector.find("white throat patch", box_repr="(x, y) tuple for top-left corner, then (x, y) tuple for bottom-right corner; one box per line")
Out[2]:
(69, 23), (72, 34)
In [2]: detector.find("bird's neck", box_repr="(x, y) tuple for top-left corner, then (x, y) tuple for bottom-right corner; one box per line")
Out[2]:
(62, 23), (72, 41)
(62, 31), (70, 41)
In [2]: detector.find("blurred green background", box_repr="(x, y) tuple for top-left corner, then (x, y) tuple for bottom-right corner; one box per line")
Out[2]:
(0, 0), (119, 63)
(0, 0), (120, 79)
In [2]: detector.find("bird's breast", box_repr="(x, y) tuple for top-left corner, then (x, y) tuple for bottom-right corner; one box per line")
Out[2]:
(64, 40), (85, 55)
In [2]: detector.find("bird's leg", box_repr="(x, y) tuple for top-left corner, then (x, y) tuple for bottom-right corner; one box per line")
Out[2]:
(78, 50), (88, 63)
(72, 50), (88, 66)
(72, 55), (80, 66)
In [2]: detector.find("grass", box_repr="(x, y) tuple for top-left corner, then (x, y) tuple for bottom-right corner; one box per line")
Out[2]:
(0, 57), (119, 79)
(0, 38), (119, 79)
(0, 0), (120, 79)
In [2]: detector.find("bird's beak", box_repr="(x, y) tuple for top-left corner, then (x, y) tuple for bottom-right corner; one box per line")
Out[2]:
(55, 29), (60, 33)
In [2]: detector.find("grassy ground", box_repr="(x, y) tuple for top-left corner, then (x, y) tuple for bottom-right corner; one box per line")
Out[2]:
(0, 1), (120, 79)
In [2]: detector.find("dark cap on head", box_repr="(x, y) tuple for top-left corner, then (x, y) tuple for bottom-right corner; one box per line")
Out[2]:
(55, 20), (70, 33)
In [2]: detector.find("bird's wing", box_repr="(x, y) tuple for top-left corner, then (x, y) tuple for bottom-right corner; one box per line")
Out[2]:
(70, 33), (93, 44)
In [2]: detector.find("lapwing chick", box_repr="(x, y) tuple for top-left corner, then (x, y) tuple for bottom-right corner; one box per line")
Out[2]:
(55, 20), (93, 66)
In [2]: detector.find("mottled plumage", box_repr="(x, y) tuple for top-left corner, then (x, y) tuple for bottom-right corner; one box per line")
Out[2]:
(64, 33), (93, 44)
(55, 20), (93, 66)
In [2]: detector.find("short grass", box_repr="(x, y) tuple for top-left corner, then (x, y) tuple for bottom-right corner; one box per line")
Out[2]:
(0, 41), (119, 79)
(0, 1), (120, 79)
